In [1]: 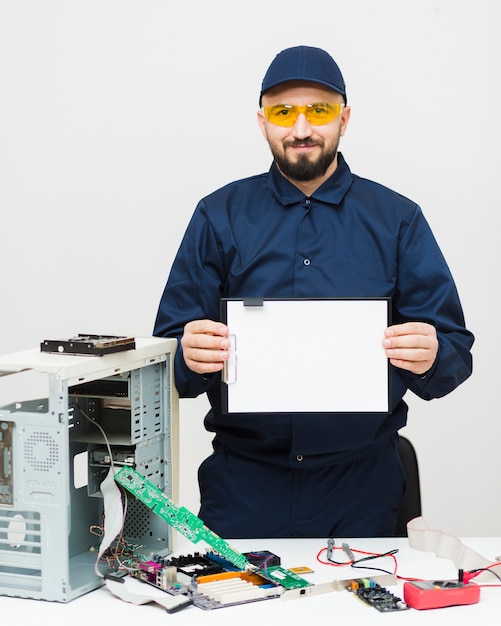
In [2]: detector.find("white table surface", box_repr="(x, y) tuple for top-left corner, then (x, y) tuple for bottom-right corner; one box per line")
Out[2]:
(1, 536), (500, 624)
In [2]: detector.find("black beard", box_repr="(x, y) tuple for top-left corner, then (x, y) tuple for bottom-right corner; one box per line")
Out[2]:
(273, 140), (339, 182)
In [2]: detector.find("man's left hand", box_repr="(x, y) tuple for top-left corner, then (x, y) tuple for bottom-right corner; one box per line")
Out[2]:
(382, 322), (438, 375)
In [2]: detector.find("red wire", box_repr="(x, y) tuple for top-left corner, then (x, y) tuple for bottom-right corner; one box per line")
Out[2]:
(316, 546), (501, 587)
(316, 546), (398, 574)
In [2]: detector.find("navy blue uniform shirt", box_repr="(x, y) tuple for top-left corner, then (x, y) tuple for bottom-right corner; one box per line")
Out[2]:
(154, 153), (474, 468)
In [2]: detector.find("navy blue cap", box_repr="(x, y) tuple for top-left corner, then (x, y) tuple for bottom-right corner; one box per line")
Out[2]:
(259, 45), (346, 105)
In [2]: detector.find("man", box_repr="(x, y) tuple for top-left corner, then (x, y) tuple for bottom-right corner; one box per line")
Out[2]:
(154, 45), (474, 538)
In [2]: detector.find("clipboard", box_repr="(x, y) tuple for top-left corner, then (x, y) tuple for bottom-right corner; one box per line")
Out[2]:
(221, 297), (391, 414)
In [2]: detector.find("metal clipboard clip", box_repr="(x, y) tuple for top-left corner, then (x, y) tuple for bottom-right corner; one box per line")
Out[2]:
(222, 334), (237, 384)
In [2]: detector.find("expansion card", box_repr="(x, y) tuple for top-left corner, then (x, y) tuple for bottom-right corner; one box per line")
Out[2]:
(113, 465), (310, 590)
(114, 465), (249, 570)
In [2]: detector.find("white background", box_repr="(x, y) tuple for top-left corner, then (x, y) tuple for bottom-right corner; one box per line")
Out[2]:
(0, 0), (499, 536)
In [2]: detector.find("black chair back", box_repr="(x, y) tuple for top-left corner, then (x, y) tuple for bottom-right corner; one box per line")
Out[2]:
(395, 436), (422, 536)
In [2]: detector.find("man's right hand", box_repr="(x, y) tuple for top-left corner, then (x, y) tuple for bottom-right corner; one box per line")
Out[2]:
(180, 319), (230, 374)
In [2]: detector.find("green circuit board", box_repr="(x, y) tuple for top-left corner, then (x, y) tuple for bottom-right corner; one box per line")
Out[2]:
(114, 465), (311, 590)
(114, 465), (249, 571)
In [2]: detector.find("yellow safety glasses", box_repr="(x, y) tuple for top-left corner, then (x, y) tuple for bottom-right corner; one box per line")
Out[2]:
(262, 102), (344, 127)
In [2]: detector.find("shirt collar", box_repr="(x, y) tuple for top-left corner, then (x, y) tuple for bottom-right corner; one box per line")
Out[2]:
(268, 152), (353, 206)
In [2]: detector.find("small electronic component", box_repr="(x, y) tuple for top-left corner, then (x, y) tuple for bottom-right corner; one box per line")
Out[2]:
(289, 566), (314, 575)
(243, 550), (281, 569)
(348, 579), (408, 612)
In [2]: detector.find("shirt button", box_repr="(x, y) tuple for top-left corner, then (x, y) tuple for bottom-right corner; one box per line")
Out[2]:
(296, 454), (304, 462)
(303, 259), (310, 266)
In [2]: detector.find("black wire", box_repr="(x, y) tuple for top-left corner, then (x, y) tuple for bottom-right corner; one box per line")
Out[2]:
(350, 564), (395, 575)
(353, 549), (399, 565)
(327, 555), (353, 565)
(349, 549), (399, 576)
(470, 567), (501, 583)
(327, 548), (398, 573)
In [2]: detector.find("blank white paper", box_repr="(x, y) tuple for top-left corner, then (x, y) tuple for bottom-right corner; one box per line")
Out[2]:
(223, 298), (389, 414)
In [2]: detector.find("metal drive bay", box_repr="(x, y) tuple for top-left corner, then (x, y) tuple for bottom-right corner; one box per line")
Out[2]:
(221, 298), (390, 414)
